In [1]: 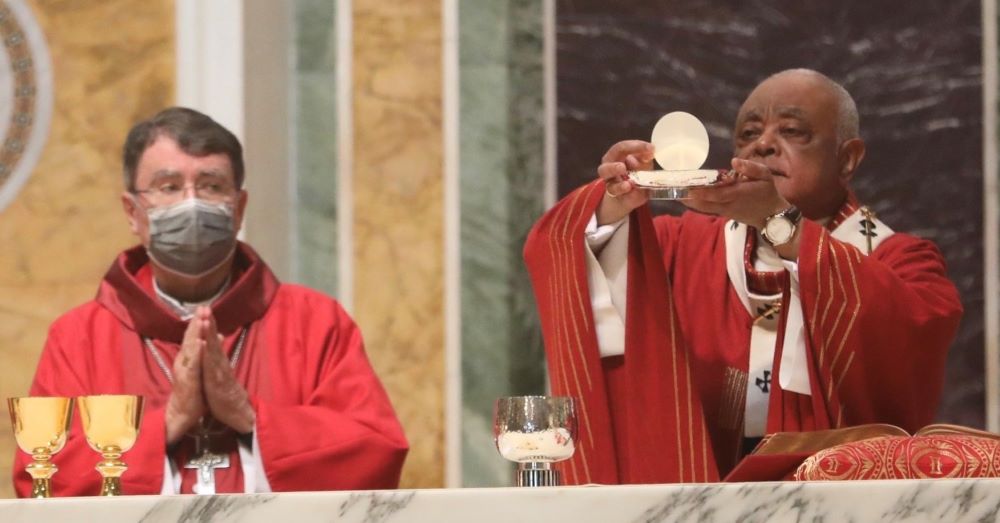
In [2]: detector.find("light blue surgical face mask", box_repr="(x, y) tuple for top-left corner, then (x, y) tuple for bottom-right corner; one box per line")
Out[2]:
(144, 198), (236, 277)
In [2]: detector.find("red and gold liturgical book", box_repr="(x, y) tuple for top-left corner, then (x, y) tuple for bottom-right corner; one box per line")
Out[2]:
(726, 424), (1000, 482)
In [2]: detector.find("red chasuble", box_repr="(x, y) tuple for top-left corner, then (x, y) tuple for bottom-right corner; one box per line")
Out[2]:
(13, 243), (408, 496)
(523, 180), (963, 483)
(524, 182), (718, 484)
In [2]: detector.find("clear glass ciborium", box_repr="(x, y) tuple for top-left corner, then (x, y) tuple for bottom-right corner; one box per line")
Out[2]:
(494, 396), (577, 487)
(77, 395), (144, 496)
(7, 396), (74, 498)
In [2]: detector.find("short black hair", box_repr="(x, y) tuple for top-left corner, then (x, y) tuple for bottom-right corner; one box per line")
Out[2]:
(122, 107), (244, 192)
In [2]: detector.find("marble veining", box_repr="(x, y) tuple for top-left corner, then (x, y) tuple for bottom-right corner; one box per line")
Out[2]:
(140, 494), (276, 523)
(338, 491), (416, 523)
(630, 480), (1000, 522)
(4, 480), (1000, 522)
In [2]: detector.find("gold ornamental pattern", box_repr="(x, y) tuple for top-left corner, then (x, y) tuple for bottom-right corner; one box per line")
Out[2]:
(0, 2), (33, 186)
(795, 435), (1000, 480)
(0, 0), (51, 212)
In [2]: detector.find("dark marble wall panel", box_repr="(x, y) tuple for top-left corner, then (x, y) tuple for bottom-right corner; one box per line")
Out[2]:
(556, 1), (984, 426)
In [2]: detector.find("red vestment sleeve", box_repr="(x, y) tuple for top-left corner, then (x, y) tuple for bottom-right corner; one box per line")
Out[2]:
(252, 301), (408, 491)
(769, 221), (964, 434)
(524, 180), (717, 484)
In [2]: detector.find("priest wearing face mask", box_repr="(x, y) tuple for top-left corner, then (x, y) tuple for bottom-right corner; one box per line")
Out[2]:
(13, 107), (408, 496)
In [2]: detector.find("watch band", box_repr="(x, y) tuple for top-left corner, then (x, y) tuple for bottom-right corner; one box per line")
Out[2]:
(771, 206), (802, 224)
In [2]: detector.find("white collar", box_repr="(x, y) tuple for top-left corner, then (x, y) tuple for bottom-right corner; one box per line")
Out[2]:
(153, 276), (231, 321)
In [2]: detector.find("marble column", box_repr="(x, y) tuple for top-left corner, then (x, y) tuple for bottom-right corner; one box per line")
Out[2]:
(458, 0), (547, 487)
(353, 0), (445, 488)
(292, 0), (338, 295)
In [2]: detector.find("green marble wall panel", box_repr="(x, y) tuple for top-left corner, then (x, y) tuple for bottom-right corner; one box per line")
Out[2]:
(459, 0), (547, 487)
(293, 0), (338, 295)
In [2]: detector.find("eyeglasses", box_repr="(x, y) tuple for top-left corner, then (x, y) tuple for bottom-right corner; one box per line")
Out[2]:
(134, 179), (237, 206)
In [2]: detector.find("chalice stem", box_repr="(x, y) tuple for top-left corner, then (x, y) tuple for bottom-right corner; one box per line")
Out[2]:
(96, 455), (127, 496)
(26, 455), (57, 498)
(31, 478), (52, 498)
(100, 476), (122, 496)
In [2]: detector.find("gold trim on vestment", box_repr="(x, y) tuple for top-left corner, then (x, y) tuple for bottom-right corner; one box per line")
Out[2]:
(554, 341), (581, 483)
(819, 241), (837, 360)
(546, 185), (592, 483)
(826, 241), (860, 417)
(830, 241), (863, 427)
(833, 352), (856, 428)
(810, 231), (826, 335)
(554, 186), (589, 393)
(821, 238), (850, 371)
(665, 271), (684, 481)
(830, 242), (861, 372)
(718, 367), (747, 431)
(567, 186), (595, 482)
(569, 185), (596, 325)
(702, 417), (711, 481)
(823, 239), (848, 402)
(567, 185), (594, 388)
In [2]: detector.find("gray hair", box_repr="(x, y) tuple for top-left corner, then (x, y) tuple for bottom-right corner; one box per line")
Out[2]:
(764, 69), (860, 142)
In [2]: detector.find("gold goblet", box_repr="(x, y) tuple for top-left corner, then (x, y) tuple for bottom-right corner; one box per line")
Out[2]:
(76, 395), (144, 496)
(7, 396), (74, 498)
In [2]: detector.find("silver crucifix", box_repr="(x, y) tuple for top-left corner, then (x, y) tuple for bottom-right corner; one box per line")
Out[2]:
(184, 430), (230, 495)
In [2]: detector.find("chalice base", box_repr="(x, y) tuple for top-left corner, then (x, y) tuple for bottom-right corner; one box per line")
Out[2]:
(516, 461), (561, 487)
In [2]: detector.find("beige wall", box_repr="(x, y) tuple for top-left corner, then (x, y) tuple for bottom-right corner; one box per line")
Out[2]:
(0, 0), (174, 498)
(353, 0), (445, 488)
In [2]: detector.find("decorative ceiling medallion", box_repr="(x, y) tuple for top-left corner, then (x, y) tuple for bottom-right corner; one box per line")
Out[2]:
(0, 0), (52, 213)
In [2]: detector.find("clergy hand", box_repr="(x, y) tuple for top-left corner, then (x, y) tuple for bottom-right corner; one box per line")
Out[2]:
(597, 140), (655, 226)
(198, 307), (256, 434)
(684, 158), (789, 229)
(165, 311), (207, 445)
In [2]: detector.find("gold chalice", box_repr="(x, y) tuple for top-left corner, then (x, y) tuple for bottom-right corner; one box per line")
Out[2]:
(76, 395), (144, 496)
(7, 396), (74, 498)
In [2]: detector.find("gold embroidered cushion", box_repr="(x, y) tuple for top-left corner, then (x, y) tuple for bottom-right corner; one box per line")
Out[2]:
(794, 435), (1000, 480)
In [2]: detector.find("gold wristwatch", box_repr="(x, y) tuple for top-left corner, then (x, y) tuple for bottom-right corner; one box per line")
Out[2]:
(762, 206), (802, 247)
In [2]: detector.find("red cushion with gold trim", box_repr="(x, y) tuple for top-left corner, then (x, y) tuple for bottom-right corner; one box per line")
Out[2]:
(794, 435), (1000, 480)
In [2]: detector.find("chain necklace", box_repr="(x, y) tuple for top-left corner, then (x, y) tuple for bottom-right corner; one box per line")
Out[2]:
(142, 327), (249, 383)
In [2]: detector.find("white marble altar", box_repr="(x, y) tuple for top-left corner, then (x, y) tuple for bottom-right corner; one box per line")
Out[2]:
(2, 479), (1000, 522)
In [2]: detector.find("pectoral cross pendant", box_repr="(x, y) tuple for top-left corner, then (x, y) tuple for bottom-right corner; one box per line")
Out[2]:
(184, 430), (229, 495)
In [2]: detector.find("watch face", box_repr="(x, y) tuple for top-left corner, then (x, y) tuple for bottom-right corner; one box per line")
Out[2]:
(765, 217), (794, 244)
